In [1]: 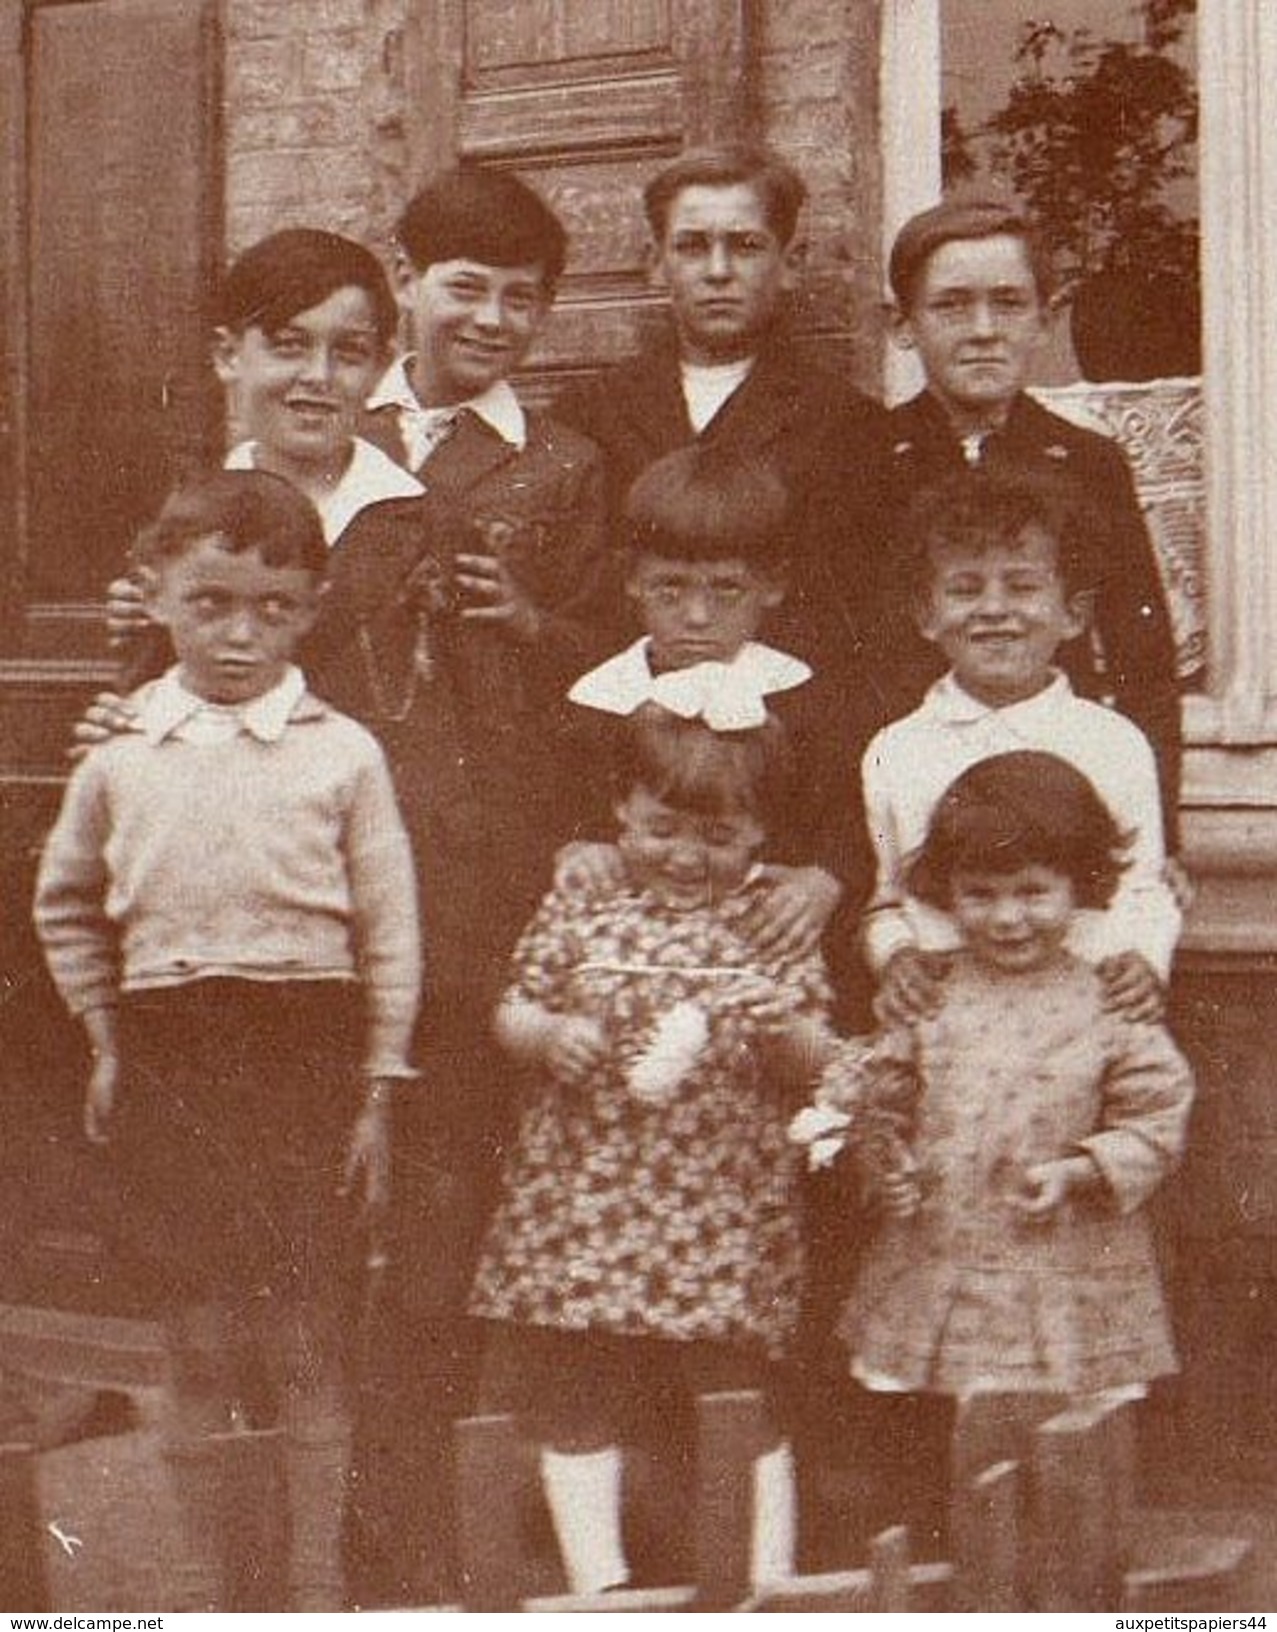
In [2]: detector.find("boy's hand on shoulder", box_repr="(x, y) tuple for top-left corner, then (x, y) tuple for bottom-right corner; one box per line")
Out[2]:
(106, 575), (152, 645)
(554, 840), (626, 897)
(742, 866), (842, 960)
(875, 948), (947, 1025)
(1098, 952), (1165, 1023)
(69, 692), (142, 762)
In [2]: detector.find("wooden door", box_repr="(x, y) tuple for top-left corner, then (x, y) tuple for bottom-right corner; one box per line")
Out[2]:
(2, 0), (222, 658)
(405, 0), (760, 398)
(0, 0), (222, 1311)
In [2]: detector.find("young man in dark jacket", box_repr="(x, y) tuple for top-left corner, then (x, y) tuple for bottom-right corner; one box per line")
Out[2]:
(556, 144), (893, 701)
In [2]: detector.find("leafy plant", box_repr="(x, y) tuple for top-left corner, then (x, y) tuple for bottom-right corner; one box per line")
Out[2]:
(944, 0), (1198, 297)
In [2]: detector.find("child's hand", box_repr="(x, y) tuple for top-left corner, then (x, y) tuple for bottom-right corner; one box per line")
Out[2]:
(106, 575), (152, 644)
(554, 841), (626, 897)
(1098, 952), (1165, 1023)
(875, 948), (947, 1024)
(1009, 1156), (1097, 1221)
(343, 1085), (393, 1211)
(876, 1165), (923, 1219)
(710, 971), (792, 1037)
(545, 1015), (609, 1086)
(84, 1052), (119, 1145)
(742, 866), (842, 960)
(455, 540), (542, 642)
(70, 692), (142, 761)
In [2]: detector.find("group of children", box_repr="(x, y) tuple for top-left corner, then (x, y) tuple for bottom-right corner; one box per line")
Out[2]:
(32, 157), (1193, 1609)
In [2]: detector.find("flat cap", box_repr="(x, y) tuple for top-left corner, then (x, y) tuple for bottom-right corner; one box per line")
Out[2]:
(888, 186), (1035, 306)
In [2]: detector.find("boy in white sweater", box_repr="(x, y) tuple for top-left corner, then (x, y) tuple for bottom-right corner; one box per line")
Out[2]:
(34, 469), (420, 1612)
(865, 467), (1180, 1024)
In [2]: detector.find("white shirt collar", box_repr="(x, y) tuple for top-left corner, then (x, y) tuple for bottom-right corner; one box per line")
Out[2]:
(679, 356), (755, 384)
(925, 668), (1074, 726)
(139, 665), (309, 745)
(224, 437), (422, 545)
(367, 357), (528, 451)
(569, 638), (811, 731)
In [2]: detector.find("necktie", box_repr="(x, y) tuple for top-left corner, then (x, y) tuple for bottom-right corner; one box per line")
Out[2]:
(961, 432), (986, 466)
(399, 404), (459, 471)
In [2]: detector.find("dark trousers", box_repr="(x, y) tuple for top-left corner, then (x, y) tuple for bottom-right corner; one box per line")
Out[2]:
(344, 1008), (511, 1605)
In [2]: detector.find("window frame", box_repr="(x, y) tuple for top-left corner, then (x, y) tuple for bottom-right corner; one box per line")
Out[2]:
(879, 0), (1277, 769)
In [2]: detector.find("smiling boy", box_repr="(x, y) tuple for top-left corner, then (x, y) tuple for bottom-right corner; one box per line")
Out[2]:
(359, 167), (610, 664)
(863, 468), (1181, 1025)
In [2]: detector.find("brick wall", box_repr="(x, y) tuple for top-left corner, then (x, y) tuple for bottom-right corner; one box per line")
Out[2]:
(223, 0), (411, 261)
(758, 0), (884, 392)
(219, 0), (885, 387)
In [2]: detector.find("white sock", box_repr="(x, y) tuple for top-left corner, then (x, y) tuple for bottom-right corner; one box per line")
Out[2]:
(540, 1445), (629, 1595)
(751, 1440), (797, 1588)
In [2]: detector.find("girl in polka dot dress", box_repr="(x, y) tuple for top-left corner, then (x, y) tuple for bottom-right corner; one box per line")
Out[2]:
(469, 705), (833, 1595)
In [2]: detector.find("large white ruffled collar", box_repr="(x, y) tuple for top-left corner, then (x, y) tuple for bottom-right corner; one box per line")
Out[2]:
(569, 638), (810, 731)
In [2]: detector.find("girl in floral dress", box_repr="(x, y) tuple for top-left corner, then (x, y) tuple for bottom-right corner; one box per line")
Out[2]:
(469, 705), (833, 1595)
(792, 751), (1194, 1409)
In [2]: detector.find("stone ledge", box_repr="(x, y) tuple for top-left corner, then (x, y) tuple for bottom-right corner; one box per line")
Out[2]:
(0, 1306), (166, 1391)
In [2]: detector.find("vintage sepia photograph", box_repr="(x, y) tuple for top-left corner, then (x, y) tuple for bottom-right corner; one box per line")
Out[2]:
(0, 0), (1272, 1615)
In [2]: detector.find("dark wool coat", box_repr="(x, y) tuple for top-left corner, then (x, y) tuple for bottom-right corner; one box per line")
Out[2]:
(554, 328), (898, 709)
(310, 410), (613, 1013)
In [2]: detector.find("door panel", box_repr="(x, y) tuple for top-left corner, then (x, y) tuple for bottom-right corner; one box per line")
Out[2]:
(410, 0), (757, 394)
(24, 0), (221, 615)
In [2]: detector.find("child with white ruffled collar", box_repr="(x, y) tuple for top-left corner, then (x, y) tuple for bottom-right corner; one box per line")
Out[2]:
(560, 446), (877, 970)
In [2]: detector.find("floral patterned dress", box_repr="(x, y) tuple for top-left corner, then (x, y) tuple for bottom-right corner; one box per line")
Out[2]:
(836, 951), (1194, 1396)
(469, 881), (832, 1357)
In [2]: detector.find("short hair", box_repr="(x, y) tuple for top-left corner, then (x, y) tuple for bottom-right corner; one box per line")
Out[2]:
(216, 228), (398, 348)
(395, 166), (568, 287)
(888, 187), (1054, 314)
(643, 144), (808, 247)
(624, 447), (791, 571)
(907, 751), (1131, 911)
(903, 468), (1103, 607)
(617, 705), (795, 830)
(132, 469), (328, 578)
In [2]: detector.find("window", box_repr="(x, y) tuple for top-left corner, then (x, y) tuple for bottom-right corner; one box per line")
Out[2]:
(881, 0), (1277, 758)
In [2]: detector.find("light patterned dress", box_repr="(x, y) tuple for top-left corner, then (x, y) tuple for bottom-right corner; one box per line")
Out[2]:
(469, 880), (831, 1357)
(839, 950), (1193, 1397)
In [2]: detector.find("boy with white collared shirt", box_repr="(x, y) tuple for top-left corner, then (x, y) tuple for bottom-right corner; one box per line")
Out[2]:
(864, 468), (1181, 1025)
(357, 167), (612, 668)
(310, 167), (615, 1606)
(35, 471), (420, 1613)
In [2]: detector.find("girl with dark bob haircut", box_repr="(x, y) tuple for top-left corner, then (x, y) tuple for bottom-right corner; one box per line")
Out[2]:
(906, 749), (1131, 912)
